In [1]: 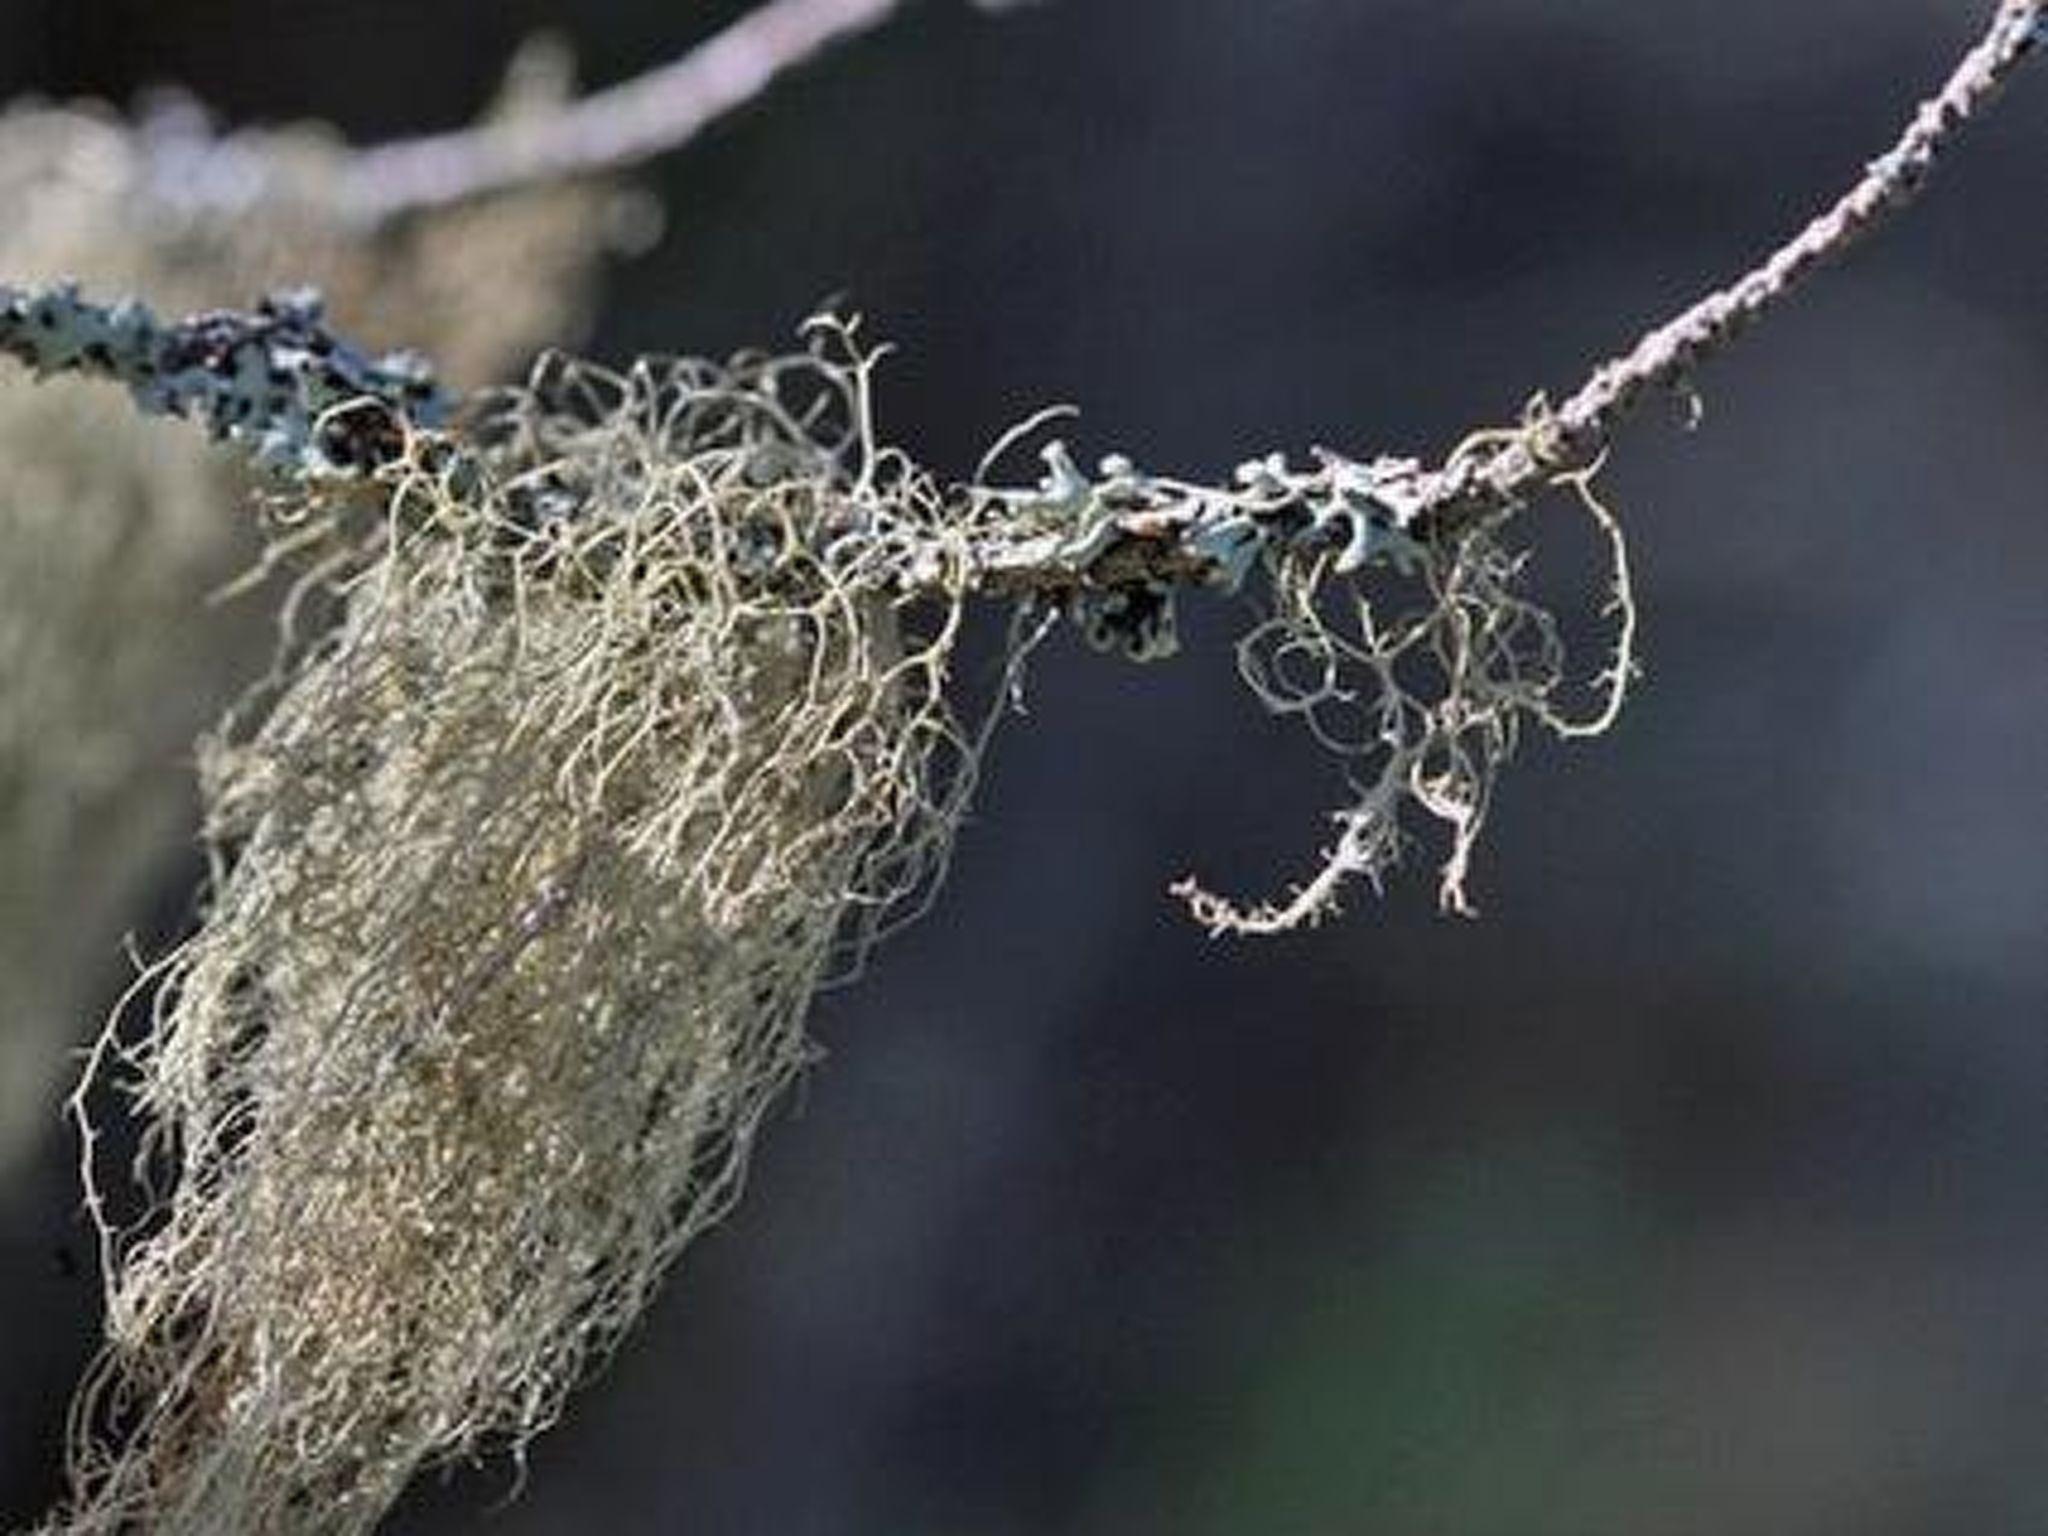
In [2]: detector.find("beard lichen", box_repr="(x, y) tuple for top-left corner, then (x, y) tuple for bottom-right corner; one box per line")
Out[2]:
(53, 320), (1015, 1536)
(1173, 430), (1639, 933)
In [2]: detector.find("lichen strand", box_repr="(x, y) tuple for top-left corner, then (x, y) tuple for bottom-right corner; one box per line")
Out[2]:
(55, 325), (1009, 1536)
(1171, 436), (1639, 932)
(971, 424), (1637, 930)
(36, 296), (1634, 1529)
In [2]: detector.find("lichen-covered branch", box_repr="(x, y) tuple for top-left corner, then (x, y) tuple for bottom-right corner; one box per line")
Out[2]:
(28, 0), (2036, 593)
(953, 0), (2048, 598)
(0, 284), (450, 473)
(3, 0), (2039, 939)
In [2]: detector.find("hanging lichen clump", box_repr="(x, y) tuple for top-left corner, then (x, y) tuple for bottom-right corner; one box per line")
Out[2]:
(0, 269), (1640, 1526)
(0, 59), (630, 1181)
(54, 321), (1012, 1534)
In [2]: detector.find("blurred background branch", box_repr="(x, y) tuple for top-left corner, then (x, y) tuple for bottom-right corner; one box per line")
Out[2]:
(339, 0), (908, 223)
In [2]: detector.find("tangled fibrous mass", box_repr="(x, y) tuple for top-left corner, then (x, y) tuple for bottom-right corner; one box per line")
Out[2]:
(37, 301), (1631, 1533)
(58, 321), (1017, 1534)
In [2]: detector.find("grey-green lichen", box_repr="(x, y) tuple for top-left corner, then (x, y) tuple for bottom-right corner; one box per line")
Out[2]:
(0, 283), (450, 474)
(974, 439), (1432, 664)
(963, 423), (1632, 930)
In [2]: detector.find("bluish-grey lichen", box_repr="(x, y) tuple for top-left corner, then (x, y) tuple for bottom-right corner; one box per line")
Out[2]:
(0, 282), (452, 475)
(980, 437), (1431, 663)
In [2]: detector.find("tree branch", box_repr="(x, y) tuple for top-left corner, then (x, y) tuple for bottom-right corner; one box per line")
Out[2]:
(4, 1), (2038, 642)
(952, 0), (2048, 634)
(1, 0), (2039, 945)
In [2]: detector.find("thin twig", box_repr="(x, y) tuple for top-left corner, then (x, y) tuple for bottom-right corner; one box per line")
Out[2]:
(1409, 0), (2046, 535)
(338, 0), (902, 224)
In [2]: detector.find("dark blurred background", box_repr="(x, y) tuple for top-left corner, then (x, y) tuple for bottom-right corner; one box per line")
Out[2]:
(4, 1), (2048, 1532)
